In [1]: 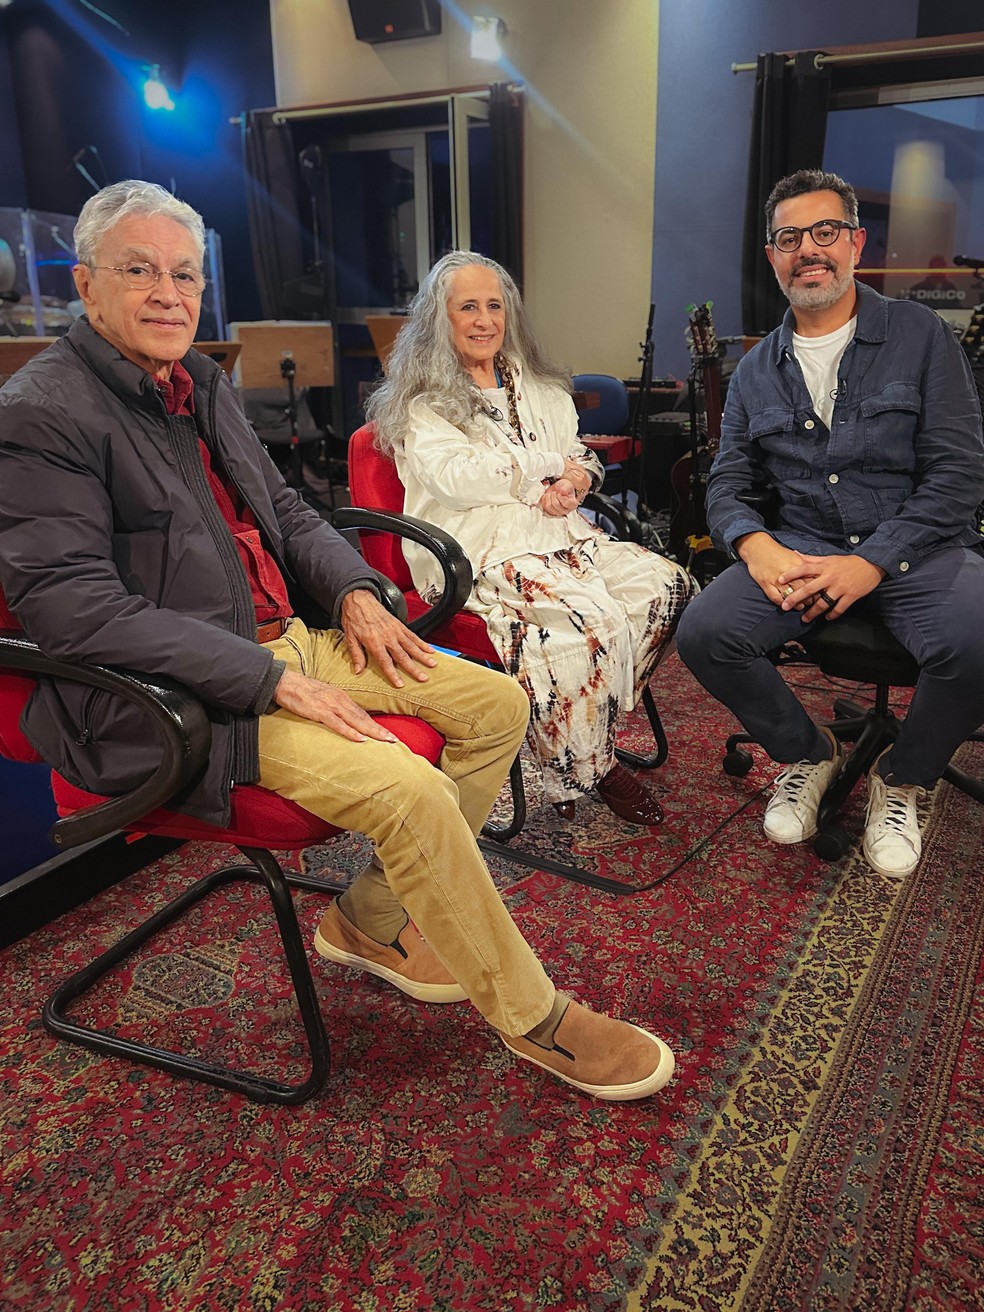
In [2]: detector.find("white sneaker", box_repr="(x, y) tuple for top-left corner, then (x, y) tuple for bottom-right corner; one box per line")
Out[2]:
(763, 738), (843, 844)
(863, 771), (922, 878)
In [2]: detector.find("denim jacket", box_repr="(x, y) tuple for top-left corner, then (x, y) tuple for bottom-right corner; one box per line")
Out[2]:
(706, 280), (984, 577)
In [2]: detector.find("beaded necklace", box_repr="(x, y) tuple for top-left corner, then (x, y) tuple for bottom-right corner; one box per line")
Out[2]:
(494, 353), (524, 443)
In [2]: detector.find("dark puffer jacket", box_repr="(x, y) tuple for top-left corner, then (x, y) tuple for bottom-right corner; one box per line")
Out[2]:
(0, 319), (379, 825)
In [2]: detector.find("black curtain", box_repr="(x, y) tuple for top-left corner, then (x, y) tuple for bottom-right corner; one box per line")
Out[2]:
(490, 82), (524, 293)
(242, 110), (306, 319)
(741, 52), (831, 335)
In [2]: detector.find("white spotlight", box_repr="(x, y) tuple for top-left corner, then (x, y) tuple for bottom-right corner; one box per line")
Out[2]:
(471, 15), (506, 63)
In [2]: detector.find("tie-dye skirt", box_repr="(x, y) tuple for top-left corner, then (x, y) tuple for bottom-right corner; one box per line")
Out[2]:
(470, 536), (697, 803)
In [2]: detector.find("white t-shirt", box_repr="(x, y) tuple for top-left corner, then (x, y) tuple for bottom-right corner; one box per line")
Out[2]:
(792, 316), (857, 431)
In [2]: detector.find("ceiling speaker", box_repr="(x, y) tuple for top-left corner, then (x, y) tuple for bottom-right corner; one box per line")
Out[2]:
(347, 0), (442, 45)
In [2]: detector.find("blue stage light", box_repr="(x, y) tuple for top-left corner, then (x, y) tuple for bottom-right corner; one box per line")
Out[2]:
(143, 65), (175, 112)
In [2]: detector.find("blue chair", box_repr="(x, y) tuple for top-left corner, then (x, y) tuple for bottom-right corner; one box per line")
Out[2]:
(572, 373), (638, 502)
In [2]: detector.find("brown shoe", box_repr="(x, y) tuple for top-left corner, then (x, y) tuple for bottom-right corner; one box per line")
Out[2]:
(596, 763), (664, 826)
(500, 999), (675, 1100)
(314, 901), (467, 1004)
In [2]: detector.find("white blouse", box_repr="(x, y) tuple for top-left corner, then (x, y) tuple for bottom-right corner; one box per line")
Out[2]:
(395, 366), (605, 599)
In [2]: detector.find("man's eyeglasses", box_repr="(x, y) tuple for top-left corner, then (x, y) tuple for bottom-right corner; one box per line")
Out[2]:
(90, 263), (207, 297)
(768, 220), (859, 254)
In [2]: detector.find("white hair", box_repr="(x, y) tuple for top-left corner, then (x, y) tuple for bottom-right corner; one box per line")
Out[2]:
(74, 180), (205, 266)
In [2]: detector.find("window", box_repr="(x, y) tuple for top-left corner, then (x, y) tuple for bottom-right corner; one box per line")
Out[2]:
(825, 81), (984, 329)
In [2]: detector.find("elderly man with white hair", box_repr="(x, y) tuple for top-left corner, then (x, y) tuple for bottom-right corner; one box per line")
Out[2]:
(0, 180), (677, 1103)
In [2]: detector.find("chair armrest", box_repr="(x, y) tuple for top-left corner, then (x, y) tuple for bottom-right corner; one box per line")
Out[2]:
(582, 491), (644, 545)
(370, 570), (409, 622)
(293, 572), (408, 630)
(0, 631), (212, 850)
(332, 507), (473, 638)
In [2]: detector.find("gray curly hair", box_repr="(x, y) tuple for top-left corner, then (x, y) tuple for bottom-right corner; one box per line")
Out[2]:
(74, 180), (206, 267)
(366, 250), (570, 456)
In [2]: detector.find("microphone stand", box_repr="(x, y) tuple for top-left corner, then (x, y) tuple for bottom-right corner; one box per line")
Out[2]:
(628, 304), (665, 550)
(279, 354), (304, 493)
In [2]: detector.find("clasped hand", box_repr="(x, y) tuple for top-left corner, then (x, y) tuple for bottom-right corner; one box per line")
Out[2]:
(539, 460), (591, 518)
(272, 589), (437, 743)
(739, 532), (885, 620)
(539, 477), (580, 516)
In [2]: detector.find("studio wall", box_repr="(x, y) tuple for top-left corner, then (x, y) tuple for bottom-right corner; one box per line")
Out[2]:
(270, 0), (658, 379)
(651, 0), (924, 378)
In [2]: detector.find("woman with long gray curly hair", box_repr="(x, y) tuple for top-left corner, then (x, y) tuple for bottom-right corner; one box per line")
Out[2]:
(366, 251), (695, 826)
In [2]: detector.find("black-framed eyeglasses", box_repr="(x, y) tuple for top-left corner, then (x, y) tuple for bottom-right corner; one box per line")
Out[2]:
(768, 220), (859, 253)
(90, 262), (207, 297)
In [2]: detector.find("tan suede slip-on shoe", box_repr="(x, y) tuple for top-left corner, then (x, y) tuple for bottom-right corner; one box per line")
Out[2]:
(314, 901), (467, 1004)
(500, 999), (676, 1101)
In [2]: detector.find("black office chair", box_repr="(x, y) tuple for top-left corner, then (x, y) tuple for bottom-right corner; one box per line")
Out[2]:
(722, 610), (984, 861)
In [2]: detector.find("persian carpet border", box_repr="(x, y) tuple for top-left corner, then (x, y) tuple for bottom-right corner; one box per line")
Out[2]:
(627, 823), (919, 1309)
(628, 745), (984, 1312)
(738, 755), (984, 1312)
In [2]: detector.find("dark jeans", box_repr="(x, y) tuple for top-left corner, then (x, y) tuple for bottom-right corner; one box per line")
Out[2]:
(676, 545), (984, 788)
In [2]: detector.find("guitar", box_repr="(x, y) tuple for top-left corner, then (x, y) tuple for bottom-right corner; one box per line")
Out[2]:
(668, 301), (723, 559)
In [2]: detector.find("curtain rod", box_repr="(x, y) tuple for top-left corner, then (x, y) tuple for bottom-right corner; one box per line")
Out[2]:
(229, 83), (522, 127)
(732, 37), (984, 74)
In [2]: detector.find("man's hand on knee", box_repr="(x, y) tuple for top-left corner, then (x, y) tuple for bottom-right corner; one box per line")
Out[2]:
(273, 668), (399, 743)
(340, 589), (437, 688)
(736, 532), (810, 607)
(778, 553), (885, 621)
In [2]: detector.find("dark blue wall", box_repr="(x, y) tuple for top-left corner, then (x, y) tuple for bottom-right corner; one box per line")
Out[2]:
(0, 14), (27, 207)
(652, 0), (922, 377)
(0, 0), (276, 323)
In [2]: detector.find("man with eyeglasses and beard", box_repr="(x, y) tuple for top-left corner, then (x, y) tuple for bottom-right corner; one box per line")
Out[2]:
(677, 168), (984, 880)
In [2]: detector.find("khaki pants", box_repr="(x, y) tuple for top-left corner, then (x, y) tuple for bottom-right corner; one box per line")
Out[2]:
(257, 619), (554, 1035)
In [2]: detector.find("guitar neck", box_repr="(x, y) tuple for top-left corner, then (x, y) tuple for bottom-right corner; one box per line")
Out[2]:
(702, 360), (723, 448)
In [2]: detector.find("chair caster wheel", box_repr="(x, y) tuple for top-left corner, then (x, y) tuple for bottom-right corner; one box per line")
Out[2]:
(814, 825), (852, 862)
(723, 749), (754, 778)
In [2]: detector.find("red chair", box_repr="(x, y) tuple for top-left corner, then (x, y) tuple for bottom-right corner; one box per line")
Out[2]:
(334, 424), (670, 897)
(0, 586), (444, 1105)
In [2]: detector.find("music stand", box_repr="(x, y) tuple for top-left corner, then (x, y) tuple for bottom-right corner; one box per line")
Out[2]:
(365, 314), (406, 371)
(233, 322), (334, 502)
(194, 341), (241, 378)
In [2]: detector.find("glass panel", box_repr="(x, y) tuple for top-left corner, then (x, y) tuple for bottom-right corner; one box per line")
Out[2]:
(27, 210), (77, 335)
(0, 206), (36, 336)
(328, 145), (418, 309)
(0, 207), (226, 341)
(0, 208), (77, 336)
(428, 130), (453, 260)
(467, 120), (493, 257)
(825, 96), (984, 324)
(196, 229), (227, 342)
(430, 116), (492, 259)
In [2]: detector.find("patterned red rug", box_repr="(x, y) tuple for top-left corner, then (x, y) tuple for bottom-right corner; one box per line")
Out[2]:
(1, 655), (982, 1312)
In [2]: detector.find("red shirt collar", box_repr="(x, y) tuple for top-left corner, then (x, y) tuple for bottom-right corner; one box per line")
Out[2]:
(157, 359), (195, 415)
